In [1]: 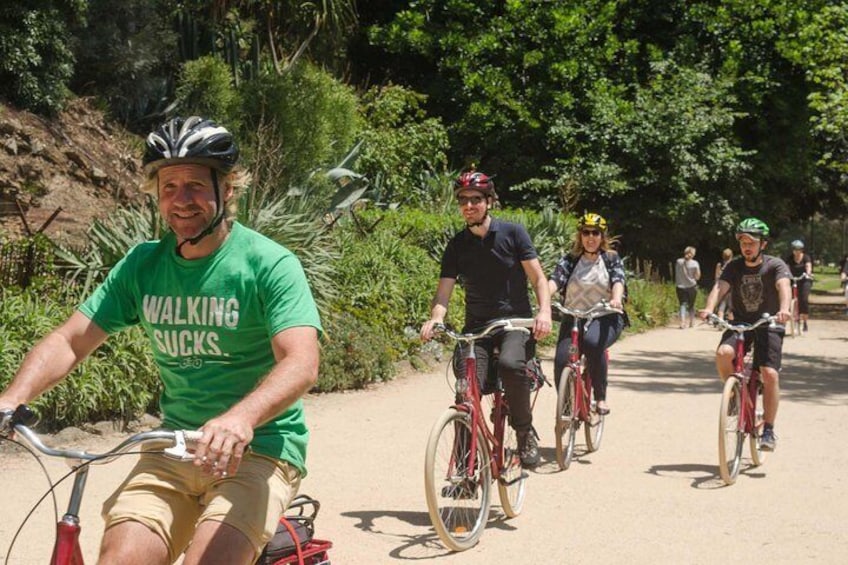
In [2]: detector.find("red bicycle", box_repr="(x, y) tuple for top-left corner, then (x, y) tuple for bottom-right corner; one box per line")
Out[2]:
(1, 405), (331, 565)
(551, 301), (623, 471)
(423, 318), (545, 551)
(787, 273), (812, 337)
(707, 314), (775, 485)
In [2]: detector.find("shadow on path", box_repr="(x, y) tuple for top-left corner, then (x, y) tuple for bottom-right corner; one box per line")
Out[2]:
(610, 347), (848, 402)
(340, 506), (519, 561)
(646, 461), (766, 489)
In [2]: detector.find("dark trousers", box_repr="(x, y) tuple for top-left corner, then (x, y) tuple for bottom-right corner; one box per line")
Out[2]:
(553, 314), (625, 402)
(452, 330), (535, 432)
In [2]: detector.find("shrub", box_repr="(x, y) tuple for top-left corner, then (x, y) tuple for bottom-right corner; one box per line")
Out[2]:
(0, 286), (158, 430)
(316, 314), (394, 391)
(356, 85), (450, 207)
(0, 2), (82, 114)
(240, 63), (362, 190)
(174, 55), (242, 130)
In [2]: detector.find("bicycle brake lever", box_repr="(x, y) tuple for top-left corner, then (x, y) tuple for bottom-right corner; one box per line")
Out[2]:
(163, 431), (196, 461)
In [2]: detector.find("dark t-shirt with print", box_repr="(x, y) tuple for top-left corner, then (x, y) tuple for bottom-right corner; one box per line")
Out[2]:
(720, 255), (790, 324)
(440, 218), (537, 330)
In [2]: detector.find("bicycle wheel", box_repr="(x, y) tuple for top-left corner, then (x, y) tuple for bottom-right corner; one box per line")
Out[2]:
(584, 379), (605, 453)
(496, 407), (527, 518)
(424, 408), (492, 551)
(788, 298), (799, 337)
(718, 376), (744, 485)
(749, 380), (769, 466)
(555, 368), (577, 470)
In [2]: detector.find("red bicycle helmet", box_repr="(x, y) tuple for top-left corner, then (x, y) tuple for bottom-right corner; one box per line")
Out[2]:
(453, 171), (496, 199)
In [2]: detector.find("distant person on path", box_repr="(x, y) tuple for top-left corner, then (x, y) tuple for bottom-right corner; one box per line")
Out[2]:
(548, 213), (627, 416)
(700, 217), (790, 451)
(715, 248), (734, 321)
(785, 239), (813, 333)
(420, 170), (551, 468)
(0, 116), (323, 565)
(675, 246), (701, 328)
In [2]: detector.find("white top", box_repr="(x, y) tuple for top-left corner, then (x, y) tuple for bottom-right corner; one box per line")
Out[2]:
(675, 258), (700, 289)
(564, 255), (610, 310)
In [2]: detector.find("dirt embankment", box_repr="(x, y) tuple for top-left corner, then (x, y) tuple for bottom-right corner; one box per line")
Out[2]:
(0, 98), (144, 246)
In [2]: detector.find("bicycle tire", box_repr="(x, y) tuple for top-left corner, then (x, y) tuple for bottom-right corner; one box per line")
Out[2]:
(555, 368), (577, 470)
(424, 408), (492, 551)
(718, 376), (744, 485)
(584, 377), (605, 453)
(749, 380), (769, 466)
(788, 298), (799, 337)
(496, 404), (527, 518)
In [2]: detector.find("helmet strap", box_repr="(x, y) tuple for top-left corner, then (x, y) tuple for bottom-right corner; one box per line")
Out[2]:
(175, 169), (225, 258)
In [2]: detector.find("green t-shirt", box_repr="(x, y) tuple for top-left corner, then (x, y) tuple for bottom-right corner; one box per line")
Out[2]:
(79, 222), (322, 476)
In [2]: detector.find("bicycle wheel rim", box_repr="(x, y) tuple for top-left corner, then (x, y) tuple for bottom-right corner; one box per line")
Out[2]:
(585, 404), (605, 453)
(749, 381), (768, 466)
(555, 369), (577, 470)
(424, 409), (492, 551)
(497, 414), (526, 517)
(718, 377), (743, 485)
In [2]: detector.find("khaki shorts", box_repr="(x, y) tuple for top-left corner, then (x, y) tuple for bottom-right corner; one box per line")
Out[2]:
(102, 449), (301, 563)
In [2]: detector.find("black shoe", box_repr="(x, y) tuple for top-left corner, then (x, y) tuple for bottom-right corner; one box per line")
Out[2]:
(802, 321), (808, 333)
(441, 479), (478, 500)
(759, 427), (777, 451)
(517, 430), (540, 468)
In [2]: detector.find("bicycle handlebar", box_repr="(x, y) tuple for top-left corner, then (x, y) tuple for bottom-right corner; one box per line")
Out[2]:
(0, 405), (202, 464)
(791, 273), (813, 281)
(706, 313), (778, 333)
(432, 317), (534, 343)
(552, 300), (624, 319)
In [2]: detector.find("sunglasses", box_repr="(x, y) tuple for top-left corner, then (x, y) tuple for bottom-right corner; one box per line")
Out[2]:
(581, 229), (602, 237)
(457, 195), (485, 206)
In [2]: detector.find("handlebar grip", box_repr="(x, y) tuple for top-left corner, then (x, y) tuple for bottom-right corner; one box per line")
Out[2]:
(184, 430), (204, 443)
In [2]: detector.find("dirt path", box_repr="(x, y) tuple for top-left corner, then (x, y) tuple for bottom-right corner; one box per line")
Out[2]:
(3, 300), (848, 564)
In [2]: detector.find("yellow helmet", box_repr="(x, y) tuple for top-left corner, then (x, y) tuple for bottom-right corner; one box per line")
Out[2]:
(578, 212), (607, 232)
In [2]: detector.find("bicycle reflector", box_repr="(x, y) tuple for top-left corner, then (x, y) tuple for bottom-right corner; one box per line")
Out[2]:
(455, 376), (469, 395)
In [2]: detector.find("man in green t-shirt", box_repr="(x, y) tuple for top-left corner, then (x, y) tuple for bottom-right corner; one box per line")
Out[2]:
(0, 116), (322, 564)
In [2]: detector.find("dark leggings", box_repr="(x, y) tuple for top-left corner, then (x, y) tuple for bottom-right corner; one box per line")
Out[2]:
(553, 314), (625, 402)
(797, 279), (812, 315)
(452, 330), (535, 432)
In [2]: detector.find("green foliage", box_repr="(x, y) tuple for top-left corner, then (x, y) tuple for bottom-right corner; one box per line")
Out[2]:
(70, 0), (177, 130)
(624, 278), (678, 332)
(549, 61), (751, 263)
(52, 198), (162, 296)
(0, 1), (84, 115)
(0, 286), (159, 430)
(240, 63), (362, 189)
(316, 313), (395, 391)
(356, 85), (450, 206)
(329, 222), (441, 356)
(174, 56), (242, 130)
(238, 188), (339, 311)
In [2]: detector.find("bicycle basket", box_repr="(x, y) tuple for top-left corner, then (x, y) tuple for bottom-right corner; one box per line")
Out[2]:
(259, 494), (331, 565)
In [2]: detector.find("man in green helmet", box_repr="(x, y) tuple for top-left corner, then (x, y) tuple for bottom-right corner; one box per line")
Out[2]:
(700, 217), (791, 451)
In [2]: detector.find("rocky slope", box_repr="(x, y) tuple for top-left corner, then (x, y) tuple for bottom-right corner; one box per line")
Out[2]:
(0, 97), (144, 246)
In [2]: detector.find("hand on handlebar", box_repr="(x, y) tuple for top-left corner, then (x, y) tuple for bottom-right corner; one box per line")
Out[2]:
(532, 310), (552, 340)
(774, 309), (791, 324)
(420, 319), (444, 342)
(194, 414), (254, 478)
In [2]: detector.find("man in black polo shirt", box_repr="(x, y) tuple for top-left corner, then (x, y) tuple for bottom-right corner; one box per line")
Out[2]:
(420, 170), (552, 467)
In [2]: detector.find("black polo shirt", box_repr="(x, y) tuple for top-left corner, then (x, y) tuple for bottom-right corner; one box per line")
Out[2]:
(440, 218), (537, 330)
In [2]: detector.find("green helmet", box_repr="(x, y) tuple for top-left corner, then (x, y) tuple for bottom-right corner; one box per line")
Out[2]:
(736, 217), (769, 239)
